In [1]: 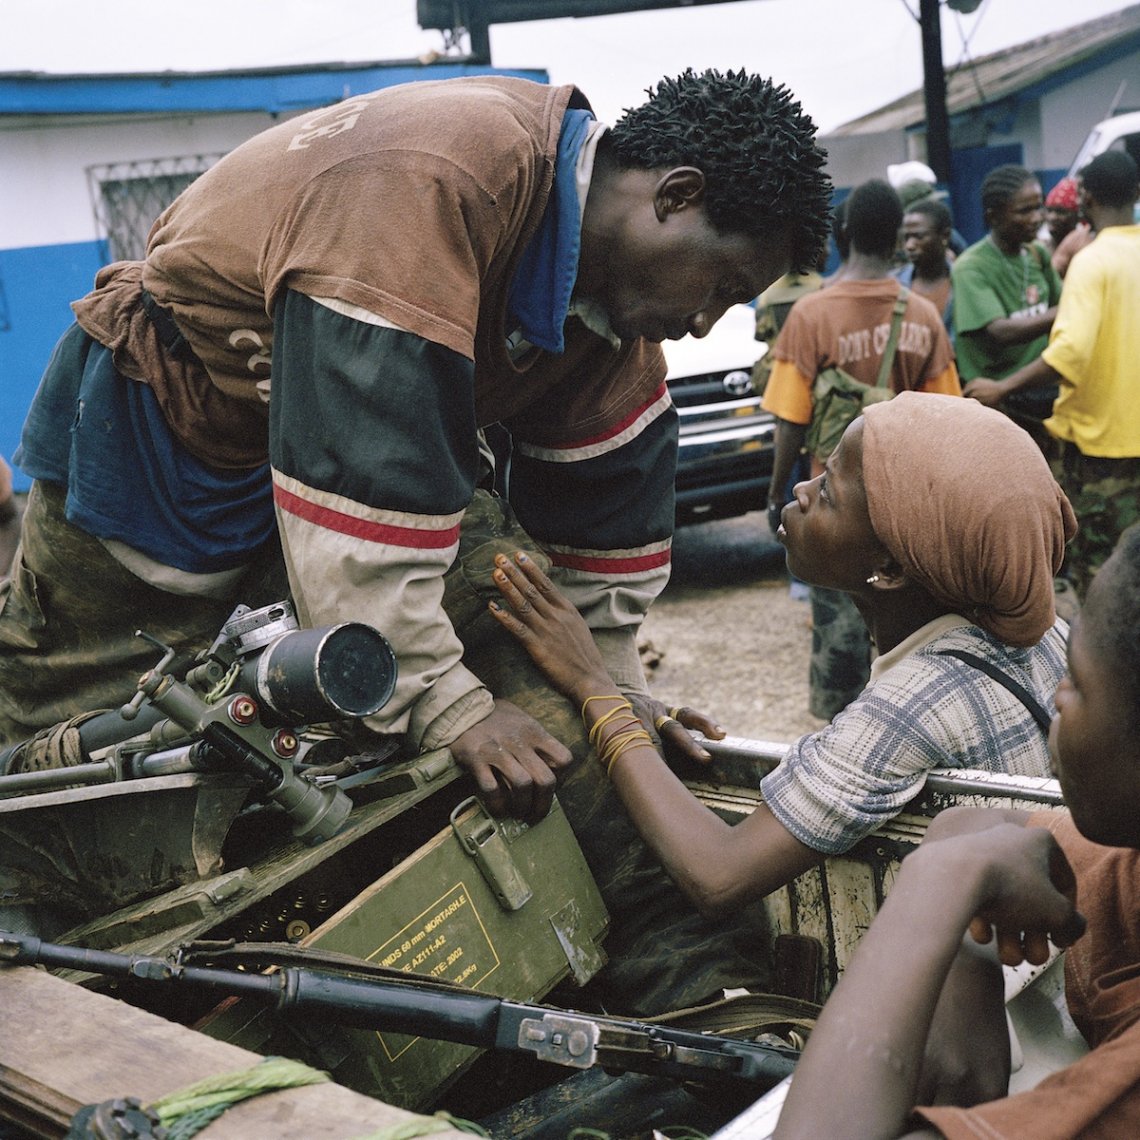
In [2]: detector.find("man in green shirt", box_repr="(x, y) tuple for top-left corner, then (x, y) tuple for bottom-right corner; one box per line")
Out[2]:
(952, 164), (1062, 453)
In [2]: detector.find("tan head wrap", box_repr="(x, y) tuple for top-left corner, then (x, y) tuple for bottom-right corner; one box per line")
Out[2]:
(861, 392), (1077, 646)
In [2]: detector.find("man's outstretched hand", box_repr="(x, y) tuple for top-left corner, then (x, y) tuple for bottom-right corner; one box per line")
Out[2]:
(962, 377), (1007, 407)
(448, 698), (572, 822)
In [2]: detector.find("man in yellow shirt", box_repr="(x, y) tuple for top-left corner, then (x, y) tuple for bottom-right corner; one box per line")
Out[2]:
(1041, 150), (1140, 599)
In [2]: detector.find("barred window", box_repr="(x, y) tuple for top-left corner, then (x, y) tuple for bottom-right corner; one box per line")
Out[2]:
(87, 153), (227, 262)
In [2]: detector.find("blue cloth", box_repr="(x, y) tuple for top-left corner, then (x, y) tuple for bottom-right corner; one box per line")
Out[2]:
(506, 108), (594, 354)
(16, 323), (274, 574)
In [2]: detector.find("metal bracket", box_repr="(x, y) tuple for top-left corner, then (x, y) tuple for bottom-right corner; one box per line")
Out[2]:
(549, 898), (607, 986)
(516, 1012), (600, 1069)
(450, 797), (532, 911)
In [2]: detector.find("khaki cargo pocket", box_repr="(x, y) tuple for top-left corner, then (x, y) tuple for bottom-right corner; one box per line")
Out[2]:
(0, 553), (49, 650)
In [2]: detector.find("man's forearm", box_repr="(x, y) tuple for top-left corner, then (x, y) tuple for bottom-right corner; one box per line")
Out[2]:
(996, 356), (1060, 397)
(775, 844), (995, 1140)
(915, 940), (1009, 1108)
(987, 306), (1057, 346)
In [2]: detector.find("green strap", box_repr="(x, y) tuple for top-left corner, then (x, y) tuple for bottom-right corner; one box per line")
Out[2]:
(872, 285), (910, 389)
(353, 1111), (490, 1139)
(148, 1056), (330, 1140)
(142, 1056), (489, 1140)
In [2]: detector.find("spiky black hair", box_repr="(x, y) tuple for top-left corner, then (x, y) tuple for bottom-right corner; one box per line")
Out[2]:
(608, 69), (832, 272)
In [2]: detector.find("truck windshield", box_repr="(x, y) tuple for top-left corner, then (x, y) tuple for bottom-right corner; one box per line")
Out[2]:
(1067, 112), (1140, 180)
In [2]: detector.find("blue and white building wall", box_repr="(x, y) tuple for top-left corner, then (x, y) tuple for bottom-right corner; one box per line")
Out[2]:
(0, 62), (547, 488)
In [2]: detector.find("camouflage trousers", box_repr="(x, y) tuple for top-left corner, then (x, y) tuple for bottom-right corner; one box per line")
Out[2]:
(0, 479), (290, 745)
(808, 585), (871, 722)
(435, 491), (771, 1015)
(1053, 443), (1140, 601)
(0, 483), (770, 1016)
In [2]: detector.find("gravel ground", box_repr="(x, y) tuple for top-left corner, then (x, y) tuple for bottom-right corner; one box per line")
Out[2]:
(637, 510), (828, 744)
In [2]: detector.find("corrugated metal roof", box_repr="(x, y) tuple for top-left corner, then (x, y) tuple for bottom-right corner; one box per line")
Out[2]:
(829, 3), (1140, 137)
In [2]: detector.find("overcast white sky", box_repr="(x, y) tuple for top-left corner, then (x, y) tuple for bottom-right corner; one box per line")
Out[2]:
(0, 0), (1134, 133)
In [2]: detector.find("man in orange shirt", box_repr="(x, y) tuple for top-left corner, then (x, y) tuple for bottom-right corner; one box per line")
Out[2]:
(763, 179), (960, 720)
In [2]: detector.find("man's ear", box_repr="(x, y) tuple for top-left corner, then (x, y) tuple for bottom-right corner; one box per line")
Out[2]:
(654, 167), (706, 221)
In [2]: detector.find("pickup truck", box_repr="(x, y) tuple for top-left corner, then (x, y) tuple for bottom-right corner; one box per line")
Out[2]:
(664, 302), (774, 526)
(1066, 109), (1140, 179)
(1066, 110), (1140, 222)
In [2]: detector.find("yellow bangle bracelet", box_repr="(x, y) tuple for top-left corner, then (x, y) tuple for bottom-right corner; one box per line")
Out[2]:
(580, 692), (652, 777)
(597, 724), (642, 761)
(593, 715), (642, 757)
(602, 729), (652, 778)
(587, 702), (635, 748)
(582, 694), (630, 719)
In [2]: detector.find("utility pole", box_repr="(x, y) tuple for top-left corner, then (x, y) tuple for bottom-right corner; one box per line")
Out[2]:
(419, 0), (960, 183)
(466, 0), (491, 62)
(919, 0), (952, 182)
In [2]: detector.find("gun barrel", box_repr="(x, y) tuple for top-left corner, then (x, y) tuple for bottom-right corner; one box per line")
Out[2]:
(0, 931), (502, 1048)
(0, 758), (119, 796)
(281, 969), (502, 1046)
(0, 932), (797, 1091)
(0, 932), (281, 1000)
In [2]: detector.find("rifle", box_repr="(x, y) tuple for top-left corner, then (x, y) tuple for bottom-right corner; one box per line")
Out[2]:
(0, 931), (799, 1094)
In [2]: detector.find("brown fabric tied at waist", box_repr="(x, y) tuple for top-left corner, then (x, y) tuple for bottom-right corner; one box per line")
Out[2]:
(1061, 439), (1140, 481)
(139, 289), (199, 364)
(72, 261), (269, 469)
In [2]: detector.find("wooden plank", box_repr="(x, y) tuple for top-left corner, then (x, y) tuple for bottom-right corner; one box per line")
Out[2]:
(0, 965), (470, 1139)
(822, 855), (876, 979)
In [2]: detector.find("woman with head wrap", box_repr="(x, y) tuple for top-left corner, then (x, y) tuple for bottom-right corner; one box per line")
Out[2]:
(1046, 176), (1096, 279)
(486, 393), (1074, 914)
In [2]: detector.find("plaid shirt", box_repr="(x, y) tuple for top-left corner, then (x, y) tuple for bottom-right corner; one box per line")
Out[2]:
(761, 615), (1067, 855)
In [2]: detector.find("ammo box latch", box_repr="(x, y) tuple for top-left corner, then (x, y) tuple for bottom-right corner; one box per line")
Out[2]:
(450, 797), (533, 910)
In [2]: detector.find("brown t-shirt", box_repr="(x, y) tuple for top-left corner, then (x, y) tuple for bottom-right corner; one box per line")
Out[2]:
(68, 76), (669, 750)
(916, 811), (1140, 1139)
(72, 76), (664, 468)
(761, 277), (960, 429)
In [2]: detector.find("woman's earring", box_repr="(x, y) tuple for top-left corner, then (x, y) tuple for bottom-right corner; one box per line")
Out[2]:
(866, 574), (881, 585)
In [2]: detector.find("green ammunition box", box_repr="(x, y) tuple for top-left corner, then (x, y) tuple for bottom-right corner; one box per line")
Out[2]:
(200, 793), (608, 1109)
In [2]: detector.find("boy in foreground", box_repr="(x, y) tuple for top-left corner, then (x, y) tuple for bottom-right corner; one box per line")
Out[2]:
(774, 524), (1140, 1138)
